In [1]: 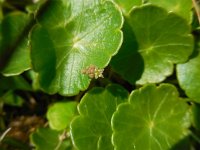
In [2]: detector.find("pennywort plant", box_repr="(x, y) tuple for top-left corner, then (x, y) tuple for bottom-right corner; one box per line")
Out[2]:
(0, 0), (200, 150)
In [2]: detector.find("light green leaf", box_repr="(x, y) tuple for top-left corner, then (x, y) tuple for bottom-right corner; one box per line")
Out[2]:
(177, 50), (200, 103)
(112, 84), (190, 150)
(70, 84), (128, 150)
(0, 12), (31, 76)
(31, 128), (73, 150)
(111, 5), (193, 85)
(47, 101), (77, 131)
(147, 0), (192, 22)
(31, 0), (123, 95)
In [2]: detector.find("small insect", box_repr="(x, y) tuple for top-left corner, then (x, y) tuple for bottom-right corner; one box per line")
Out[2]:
(81, 65), (104, 79)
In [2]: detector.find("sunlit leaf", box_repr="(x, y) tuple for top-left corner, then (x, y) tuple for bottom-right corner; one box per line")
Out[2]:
(30, 0), (123, 95)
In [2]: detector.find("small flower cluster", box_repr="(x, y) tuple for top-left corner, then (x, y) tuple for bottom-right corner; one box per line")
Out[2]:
(81, 65), (104, 79)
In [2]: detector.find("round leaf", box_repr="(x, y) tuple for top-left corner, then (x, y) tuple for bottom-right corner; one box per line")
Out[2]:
(30, 0), (123, 95)
(0, 12), (31, 76)
(112, 84), (190, 150)
(47, 101), (77, 131)
(111, 5), (193, 85)
(147, 0), (192, 22)
(177, 51), (200, 103)
(70, 84), (128, 150)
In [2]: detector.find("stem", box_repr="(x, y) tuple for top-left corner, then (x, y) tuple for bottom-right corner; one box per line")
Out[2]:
(55, 130), (67, 150)
(192, 0), (200, 24)
(0, 128), (11, 143)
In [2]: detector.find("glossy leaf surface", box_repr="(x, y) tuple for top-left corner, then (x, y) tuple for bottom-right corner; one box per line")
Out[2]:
(30, 0), (123, 95)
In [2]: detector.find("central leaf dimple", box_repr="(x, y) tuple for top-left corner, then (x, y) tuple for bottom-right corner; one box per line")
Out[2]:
(149, 121), (154, 129)
(139, 45), (154, 53)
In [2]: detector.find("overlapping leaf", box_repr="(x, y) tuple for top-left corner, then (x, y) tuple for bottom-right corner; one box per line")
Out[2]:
(70, 84), (128, 150)
(113, 0), (142, 15)
(0, 75), (32, 91)
(0, 12), (31, 76)
(177, 49), (200, 103)
(111, 5), (193, 85)
(112, 84), (191, 150)
(147, 0), (192, 22)
(30, 0), (123, 95)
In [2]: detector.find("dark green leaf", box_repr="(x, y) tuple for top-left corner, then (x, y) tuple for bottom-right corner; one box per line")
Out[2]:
(0, 75), (32, 91)
(0, 90), (24, 106)
(0, 12), (31, 76)
(70, 84), (128, 150)
(192, 103), (200, 131)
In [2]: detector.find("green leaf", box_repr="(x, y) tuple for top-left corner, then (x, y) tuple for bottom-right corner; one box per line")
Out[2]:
(177, 50), (200, 103)
(0, 3), (2, 21)
(192, 103), (200, 131)
(0, 12), (31, 76)
(30, 0), (123, 95)
(47, 101), (77, 131)
(70, 84), (128, 150)
(0, 90), (24, 106)
(31, 128), (72, 150)
(26, 0), (46, 14)
(112, 84), (190, 150)
(147, 0), (192, 22)
(113, 0), (142, 15)
(111, 5), (193, 85)
(0, 75), (32, 91)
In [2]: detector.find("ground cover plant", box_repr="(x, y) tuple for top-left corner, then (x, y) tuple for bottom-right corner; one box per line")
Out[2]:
(0, 0), (200, 149)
